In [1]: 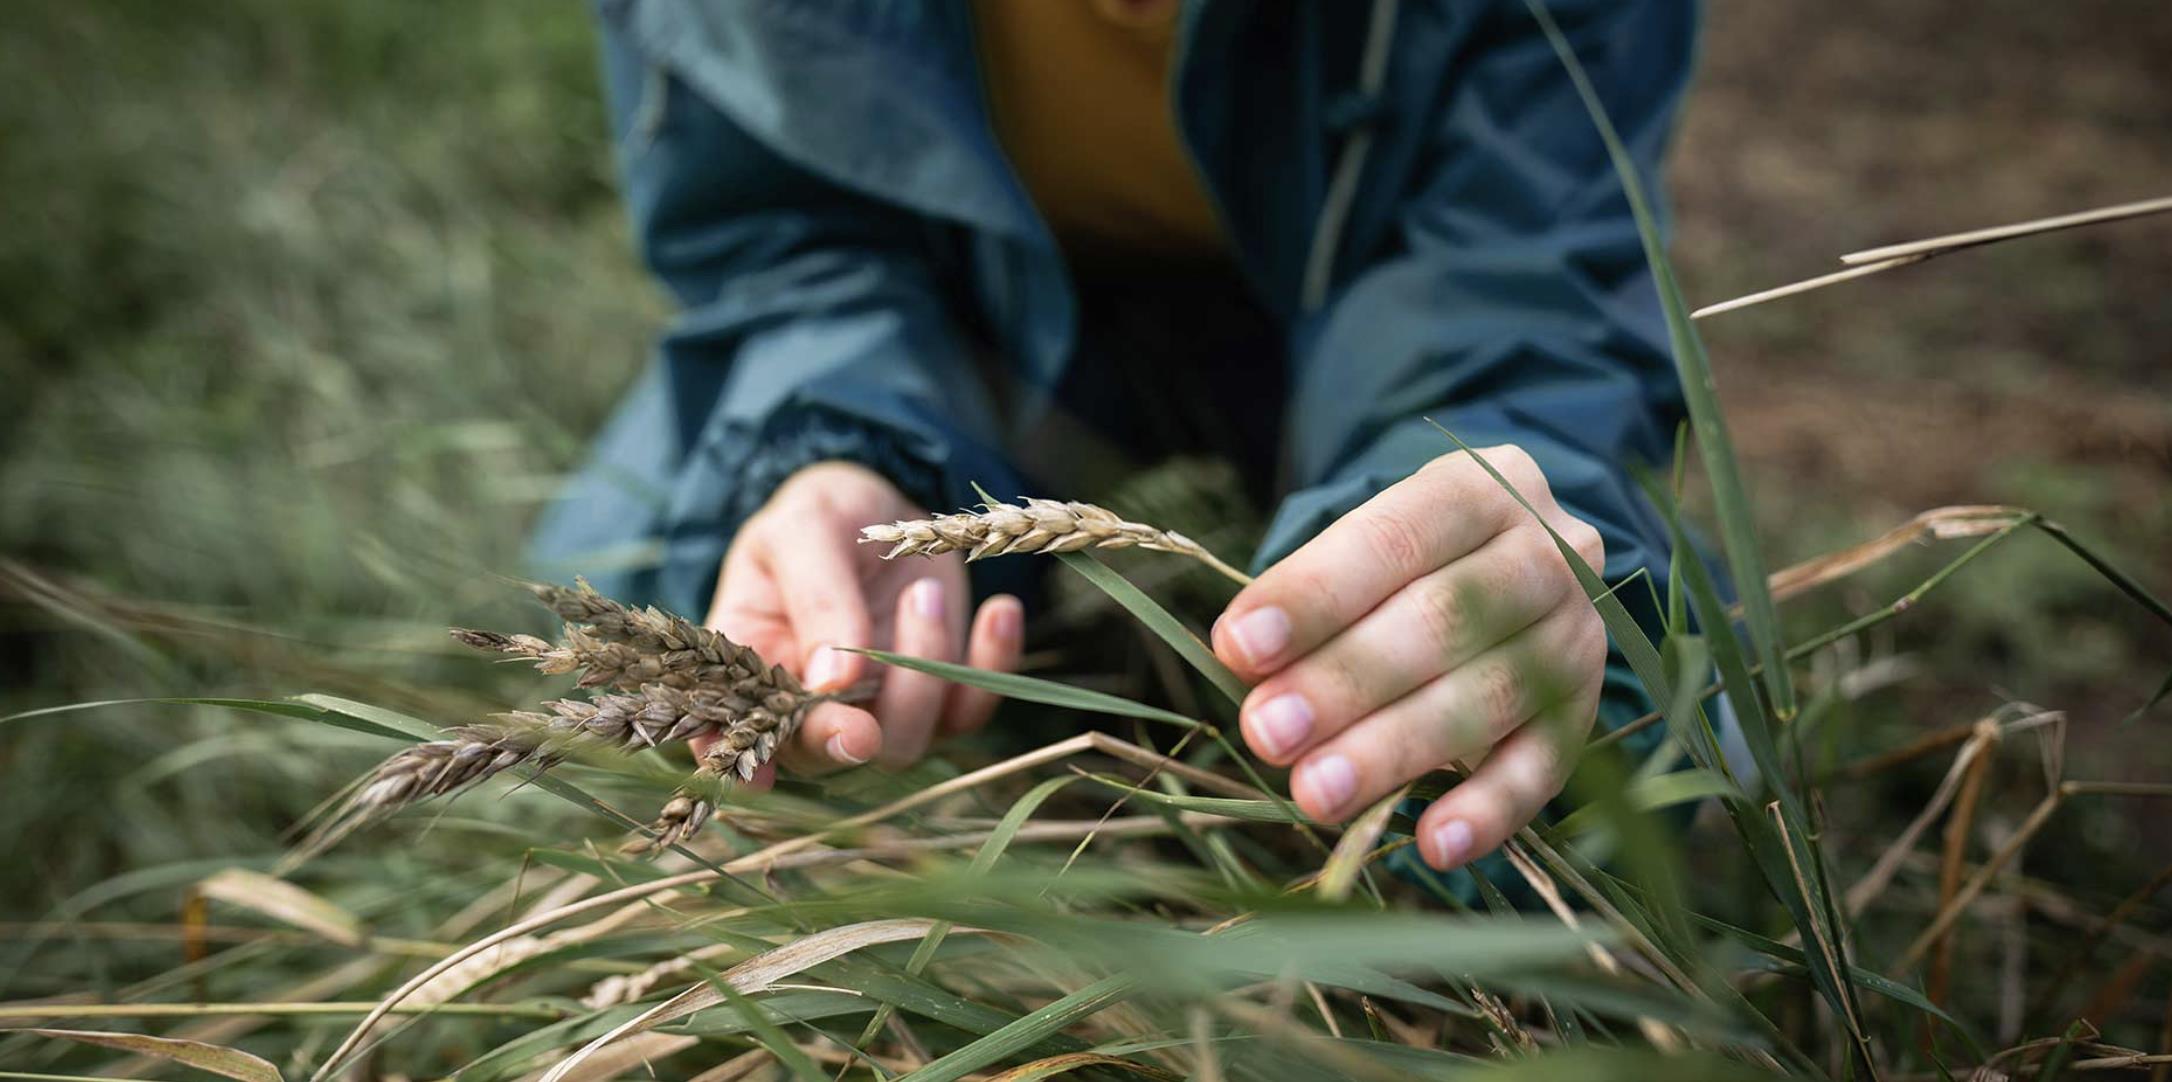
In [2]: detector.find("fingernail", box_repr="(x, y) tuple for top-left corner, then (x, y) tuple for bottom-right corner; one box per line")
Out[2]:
(804, 645), (847, 691)
(1431, 819), (1474, 868)
(826, 732), (870, 765)
(1297, 754), (1355, 817)
(1225, 606), (1291, 667)
(1246, 692), (1314, 757)
(990, 599), (1022, 639)
(910, 577), (946, 621)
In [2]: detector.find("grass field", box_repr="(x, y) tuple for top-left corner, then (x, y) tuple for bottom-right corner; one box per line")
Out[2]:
(3, 1), (2168, 1078)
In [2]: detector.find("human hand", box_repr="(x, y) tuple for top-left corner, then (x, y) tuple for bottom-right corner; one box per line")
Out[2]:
(701, 462), (1025, 785)
(1211, 445), (1608, 871)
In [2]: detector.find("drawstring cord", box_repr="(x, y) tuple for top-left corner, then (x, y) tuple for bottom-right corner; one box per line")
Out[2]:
(1299, 0), (1399, 312)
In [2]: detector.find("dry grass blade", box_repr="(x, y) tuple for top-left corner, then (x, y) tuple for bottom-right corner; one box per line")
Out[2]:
(346, 903), (656, 1057)
(1893, 789), (2063, 976)
(582, 943), (735, 1010)
(1316, 786), (1407, 904)
(2153, 998), (2172, 1082)
(540, 1032), (701, 1082)
(988, 1051), (1185, 1081)
(27, 1028), (282, 1082)
(1896, 782), (2172, 975)
(1766, 506), (2031, 604)
(685, 1049), (776, 1082)
(1600, 506), (2045, 754)
(540, 918), (973, 1082)
(1840, 193), (2172, 264)
(1842, 717), (2019, 921)
(311, 731), (1248, 1080)
(862, 498), (1253, 585)
(1691, 255), (1929, 320)
(1500, 843), (1682, 1053)
(1929, 721), (2000, 1007)
(193, 868), (364, 948)
(2030, 859), (2172, 1023)
(1693, 194), (2172, 318)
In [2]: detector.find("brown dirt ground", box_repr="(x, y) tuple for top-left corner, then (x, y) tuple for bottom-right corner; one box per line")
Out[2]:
(1673, 0), (2170, 614)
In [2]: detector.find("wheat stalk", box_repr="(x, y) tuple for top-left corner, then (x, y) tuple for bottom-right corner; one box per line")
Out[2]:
(307, 581), (865, 857)
(860, 498), (1253, 585)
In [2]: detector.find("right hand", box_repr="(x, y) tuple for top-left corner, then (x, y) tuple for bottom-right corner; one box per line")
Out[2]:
(699, 461), (1025, 786)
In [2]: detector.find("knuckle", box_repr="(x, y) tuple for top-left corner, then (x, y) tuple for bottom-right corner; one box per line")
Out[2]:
(1422, 450), (1472, 476)
(1512, 525), (1565, 576)
(1477, 661), (1526, 734)
(1487, 443), (1538, 481)
(1579, 609), (1609, 659)
(1304, 655), (1369, 719)
(1510, 745), (1569, 802)
(1567, 521), (1605, 568)
(1280, 565), (1339, 611)
(1360, 508), (1431, 576)
(1410, 576), (1471, 651)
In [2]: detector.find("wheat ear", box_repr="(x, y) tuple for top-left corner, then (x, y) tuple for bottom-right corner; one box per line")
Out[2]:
(307, 581), (866, 857)
(860, 498), (1253, 585)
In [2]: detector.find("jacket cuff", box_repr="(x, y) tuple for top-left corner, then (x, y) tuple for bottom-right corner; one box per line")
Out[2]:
(655, 402), (1037, 618)
(721, 404), (950, 540)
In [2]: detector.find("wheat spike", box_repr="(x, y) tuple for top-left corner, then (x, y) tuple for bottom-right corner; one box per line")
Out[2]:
(860, 498), (1252, 585)
(453, 624), (761, 693)
(527, 580), (805, 694)
(308, 581), (867, 858)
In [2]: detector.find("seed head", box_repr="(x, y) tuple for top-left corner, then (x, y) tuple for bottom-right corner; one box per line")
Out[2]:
(861, 498), (1252, 584)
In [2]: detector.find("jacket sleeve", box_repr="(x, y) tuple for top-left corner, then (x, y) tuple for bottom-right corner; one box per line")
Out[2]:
(531, 16), (1023, 613)
(1261, 0), (1697, 740)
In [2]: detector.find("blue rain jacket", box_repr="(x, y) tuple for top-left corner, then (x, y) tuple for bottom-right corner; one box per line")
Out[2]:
(535, 0), (1698, 716)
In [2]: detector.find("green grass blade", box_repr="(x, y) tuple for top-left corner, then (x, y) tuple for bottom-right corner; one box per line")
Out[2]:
(2033, 519), (2172, 627)
(1, 697), (401, 740)
(1429, 422), (1672, 707)
(2128, 664), (2172, 725)
(1551, 768), (1739, 838)
(1688, 913), (1970, 1034)
(1053, 552), (1247, 704)
(1521, 0), (1794, 721)
(1075, 773), (1313, 824)
(1632, 471), (1871, 1064)
(894, 973), (1136, 1082)
(1038, 543), (1334, 862)
(1632, 469), (1780, 798)
(846, 776), (1080, 1064)
(849, 648), (1199, 729)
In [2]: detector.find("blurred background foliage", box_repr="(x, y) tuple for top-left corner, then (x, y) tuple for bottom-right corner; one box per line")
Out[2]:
(1, 0), (2167, 1036)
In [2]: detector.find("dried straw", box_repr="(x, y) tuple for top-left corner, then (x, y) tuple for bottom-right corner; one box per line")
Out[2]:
(861, 498), (1252, 585)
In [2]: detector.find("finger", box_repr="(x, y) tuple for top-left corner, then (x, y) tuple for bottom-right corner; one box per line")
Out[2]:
(943, 594), (1025, 736)
(742, 760), (777, 793)
(1212, 446), (1546, 680)
(708, 528), (772, 628)
(1415, 680), (1600, 870)
(757, 519), (874, 688)
(872, 576), (956, 768)
(774, 700), (881, 776)
(700, 548), (795, 762)
(1237, 528), (1568, 765)
(1284, 605), (1603, 823)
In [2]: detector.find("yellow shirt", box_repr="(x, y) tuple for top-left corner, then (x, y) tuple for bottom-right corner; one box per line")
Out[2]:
(971, 0), (1225, 262)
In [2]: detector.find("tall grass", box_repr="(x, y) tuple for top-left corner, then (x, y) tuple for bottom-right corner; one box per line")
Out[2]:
(5, 1), (2172, 1080)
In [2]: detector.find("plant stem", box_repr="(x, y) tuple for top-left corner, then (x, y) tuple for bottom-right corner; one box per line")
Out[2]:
(0, 1001), (568, 1021)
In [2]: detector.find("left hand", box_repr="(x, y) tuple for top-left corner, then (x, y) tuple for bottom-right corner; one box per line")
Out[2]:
(1211, 445), (1608, 871)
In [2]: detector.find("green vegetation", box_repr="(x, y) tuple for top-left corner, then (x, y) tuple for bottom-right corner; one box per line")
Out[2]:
(4, 1), (2169, 1079)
